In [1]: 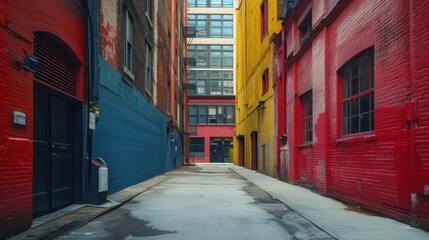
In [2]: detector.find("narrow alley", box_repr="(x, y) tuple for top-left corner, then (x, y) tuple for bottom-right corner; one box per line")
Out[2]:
(58, 165), (333, 240)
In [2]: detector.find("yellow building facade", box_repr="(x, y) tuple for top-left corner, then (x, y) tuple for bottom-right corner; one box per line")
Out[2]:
(234, 0), (282, 176)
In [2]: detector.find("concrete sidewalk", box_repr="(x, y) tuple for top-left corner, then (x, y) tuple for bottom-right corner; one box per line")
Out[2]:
(9, 164), (429, 240)
(231, 165), (429, 240)
(9, 176), (168, 240)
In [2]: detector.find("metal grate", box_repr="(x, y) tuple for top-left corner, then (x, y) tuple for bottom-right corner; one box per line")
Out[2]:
(34, 32), (80, 99)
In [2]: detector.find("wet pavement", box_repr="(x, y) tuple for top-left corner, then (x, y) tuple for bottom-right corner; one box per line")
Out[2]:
(58, 165), (333, 240)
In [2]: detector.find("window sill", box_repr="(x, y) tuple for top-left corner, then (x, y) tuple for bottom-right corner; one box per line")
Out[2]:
(336, 133), (376, 145)
(297, 143), (313, 149)
(123, 67), (135, 81)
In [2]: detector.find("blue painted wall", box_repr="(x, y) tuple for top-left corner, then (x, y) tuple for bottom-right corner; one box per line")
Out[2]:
(92, 58), (171, 194)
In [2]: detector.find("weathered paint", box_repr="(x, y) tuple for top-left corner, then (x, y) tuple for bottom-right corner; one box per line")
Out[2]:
(0, 1), (86, 237)
(234, 0), (282, 177)
(100, 0), (119, 68)
(280, 0), (429, 229)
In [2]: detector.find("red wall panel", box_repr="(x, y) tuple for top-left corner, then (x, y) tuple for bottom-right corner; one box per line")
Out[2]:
(283, 0), (429, 229)
(0, 1), (86, 237)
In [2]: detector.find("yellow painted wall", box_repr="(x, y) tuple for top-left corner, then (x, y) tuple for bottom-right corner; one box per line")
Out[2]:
(234, 0), (281, 177)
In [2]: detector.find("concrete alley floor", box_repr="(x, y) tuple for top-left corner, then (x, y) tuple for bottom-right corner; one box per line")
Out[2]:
(58, 164), (333, 240)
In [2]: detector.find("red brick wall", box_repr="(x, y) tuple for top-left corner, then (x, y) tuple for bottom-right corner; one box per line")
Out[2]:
(411, 0), (429, 228)
(284, 0), (429, 228)
(0, 1), (86, 237)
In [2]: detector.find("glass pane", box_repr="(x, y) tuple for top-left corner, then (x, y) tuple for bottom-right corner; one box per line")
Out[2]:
(208, 106), (216, 115)
(360, 113), (370, 132)
(351, 98), (358, 116)
(370, 93), (374, 111)
(360, 94), (369, 113)
(199, 116), (208, 124)
(342, 118), (349, 135)
(190, 116), (198, 124)
(223, 0), (233, 7)
(211, 71), (221, 79)
(351, 116), (359, 134)
(352, 62), (359, 79)
(370, 112), (374, 131)
(359, 70), (368, 91)
(342, 102), (349, 118)
(351, 77), (359, 95)
(199, 106), (207, 114)
(189, 106), (197, 115)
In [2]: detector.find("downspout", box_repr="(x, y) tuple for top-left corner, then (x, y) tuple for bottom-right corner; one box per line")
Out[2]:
(86, 0), (99, 180)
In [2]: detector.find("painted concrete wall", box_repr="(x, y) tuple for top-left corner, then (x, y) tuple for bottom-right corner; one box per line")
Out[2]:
(234, 0), (282, 177)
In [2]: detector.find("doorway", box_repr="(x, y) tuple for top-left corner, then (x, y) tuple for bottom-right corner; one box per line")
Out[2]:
(210, 137), (232, 163)
(32, 86), (77, 216)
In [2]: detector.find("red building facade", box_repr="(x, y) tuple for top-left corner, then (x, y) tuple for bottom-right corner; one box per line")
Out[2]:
(278, 0), (429, 229)
(0, 1), (86, 237)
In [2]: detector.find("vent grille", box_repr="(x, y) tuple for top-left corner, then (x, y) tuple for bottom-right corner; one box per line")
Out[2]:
(34, 32), (80, 98)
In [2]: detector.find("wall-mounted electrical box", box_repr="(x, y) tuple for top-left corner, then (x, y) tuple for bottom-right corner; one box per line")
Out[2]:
(13, 111), (26, 127)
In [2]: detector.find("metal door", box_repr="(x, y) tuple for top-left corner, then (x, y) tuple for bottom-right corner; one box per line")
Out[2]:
(33, 87), (74, 215)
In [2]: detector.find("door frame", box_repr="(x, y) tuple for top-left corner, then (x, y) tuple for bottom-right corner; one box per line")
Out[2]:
(33, 83), (83, 216)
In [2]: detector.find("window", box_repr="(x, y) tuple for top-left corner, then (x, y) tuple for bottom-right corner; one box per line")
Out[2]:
(262, 69), (269, 94)
(189, 138), (205, 157)
(341, 49), (374, 135)
(188, 70), (234, 96)
(260, 0), (268, 41)
(188, 45), (233, 69)
(124, 8), (134, 75)
(299, 11), (312, 45)
(188, 105), (235, 124)
(302, 91), (313, 142)
(145, 42), (153, 95)
(187, 14), (233, 38)
(189, 0), (233, 8)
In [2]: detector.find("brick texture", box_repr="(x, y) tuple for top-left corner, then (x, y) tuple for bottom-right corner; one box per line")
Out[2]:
(0, 1), (86, 238)
(282, 0), (429, 229)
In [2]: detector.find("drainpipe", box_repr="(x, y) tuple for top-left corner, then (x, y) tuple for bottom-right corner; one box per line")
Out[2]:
(86, 0), (99, 180)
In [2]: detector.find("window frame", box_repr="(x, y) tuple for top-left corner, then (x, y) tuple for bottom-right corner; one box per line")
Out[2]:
(340, 48), (374, 136)
(260, 0), (268, 41)
(124, 7), (134, 78)
(188, 70), (234, 96)
(145, 41), (153, 96)
(188, 105), (235, 125)
(262, 69), (269, 94)
(298, 10), (312, 45)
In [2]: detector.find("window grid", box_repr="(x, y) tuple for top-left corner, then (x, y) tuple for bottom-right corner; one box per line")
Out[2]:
(188, 70), (233, 96)
(188, 0), (234, 8)
(188, 14), (233, 38)
(302, 91), (313, 143)
(341, 49), (374, 135)
(188, 105), (235, 125)
(189, 138), (205, 157)
(188, 45), (234, 68)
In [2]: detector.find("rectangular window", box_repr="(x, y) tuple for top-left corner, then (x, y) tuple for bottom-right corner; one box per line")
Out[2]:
(188, 70), (234, 96)
(124, 8), (134, 75)
(302, 91), (313, 142)
(189, 138), (205, 157)
(187, 14), (233, 38)
(189, 0), (234, 8)
(188, 105), (235, 125)
(260, 0), (268, 41)
(145, 42), (153, 95)
(262, 69), (269, 94)
(299, 11), (312, 45)
(341, 49), (374, 135)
